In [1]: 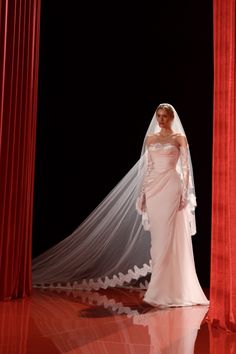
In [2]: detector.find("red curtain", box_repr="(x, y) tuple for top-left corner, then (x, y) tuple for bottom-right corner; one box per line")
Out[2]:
(0, 0), (41, 300)
(210, 0), (236, 331)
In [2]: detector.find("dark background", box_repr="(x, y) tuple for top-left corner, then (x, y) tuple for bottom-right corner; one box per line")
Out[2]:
(33, 1), (213, 287)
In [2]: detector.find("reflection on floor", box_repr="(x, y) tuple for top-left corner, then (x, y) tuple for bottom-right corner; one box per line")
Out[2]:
(0, 287), (235, 353)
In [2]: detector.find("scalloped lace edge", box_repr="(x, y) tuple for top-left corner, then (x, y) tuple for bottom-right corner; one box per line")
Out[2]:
(33, 260), (152, 291)
(40, 288), (143, 317)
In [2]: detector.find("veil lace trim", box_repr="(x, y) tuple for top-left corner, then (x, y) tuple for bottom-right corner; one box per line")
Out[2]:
(33, 260), (152, 290)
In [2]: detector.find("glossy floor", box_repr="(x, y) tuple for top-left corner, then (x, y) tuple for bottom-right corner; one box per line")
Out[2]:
(0, 288), (235, 353)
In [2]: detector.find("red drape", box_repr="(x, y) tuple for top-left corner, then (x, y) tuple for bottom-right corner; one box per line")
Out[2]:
(210, 0), (236, 331)
(0, 0), (41, 300)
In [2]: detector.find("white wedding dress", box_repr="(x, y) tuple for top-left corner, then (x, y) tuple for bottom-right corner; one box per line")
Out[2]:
(138, 141), (209, 307)
(32, 104), (210, 308)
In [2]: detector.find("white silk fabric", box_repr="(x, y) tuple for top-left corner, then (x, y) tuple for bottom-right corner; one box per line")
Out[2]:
(139, 143), (209, 306)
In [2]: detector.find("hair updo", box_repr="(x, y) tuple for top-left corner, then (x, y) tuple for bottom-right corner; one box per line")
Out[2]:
(156, 103), (174, 119)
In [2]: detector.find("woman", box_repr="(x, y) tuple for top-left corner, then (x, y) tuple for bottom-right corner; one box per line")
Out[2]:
(32, 103), (209, 307)
(136, 104), (209, 307)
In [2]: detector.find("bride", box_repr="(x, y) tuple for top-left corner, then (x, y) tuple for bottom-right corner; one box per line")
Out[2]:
(32, 103), (209, 307)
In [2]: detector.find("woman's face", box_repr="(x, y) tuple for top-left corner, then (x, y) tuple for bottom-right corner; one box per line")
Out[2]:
(156, 108), (173, 129)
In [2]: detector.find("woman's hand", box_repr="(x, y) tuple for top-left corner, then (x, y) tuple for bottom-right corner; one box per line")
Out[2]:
(141, 193), (146, 212)
(136, 193), (147, 214)
(179, 188), (188, 210)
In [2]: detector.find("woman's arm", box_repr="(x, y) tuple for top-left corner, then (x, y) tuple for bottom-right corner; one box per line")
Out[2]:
(177, 135), (189, 210)
(136, 135), (154, 213)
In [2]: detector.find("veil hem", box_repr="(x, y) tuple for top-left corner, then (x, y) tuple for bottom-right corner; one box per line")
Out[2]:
(33, 260), (152, 291)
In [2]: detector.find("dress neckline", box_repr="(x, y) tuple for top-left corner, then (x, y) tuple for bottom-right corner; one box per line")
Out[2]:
(148, 142), (180, 150)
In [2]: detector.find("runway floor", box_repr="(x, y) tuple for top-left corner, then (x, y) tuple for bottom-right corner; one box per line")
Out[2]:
(0, 287), (235, 353)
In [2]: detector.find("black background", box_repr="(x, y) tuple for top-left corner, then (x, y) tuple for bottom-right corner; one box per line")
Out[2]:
(33, 1), (213, 287)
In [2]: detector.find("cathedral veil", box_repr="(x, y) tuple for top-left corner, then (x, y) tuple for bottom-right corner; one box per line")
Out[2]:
(32, 103), (197, 291)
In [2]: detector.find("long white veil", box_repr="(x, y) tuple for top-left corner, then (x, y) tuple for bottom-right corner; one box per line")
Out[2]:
(32, 103), (197, 290)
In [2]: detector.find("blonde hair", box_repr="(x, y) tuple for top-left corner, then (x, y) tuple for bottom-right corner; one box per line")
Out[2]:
(156, 104), (174, 119)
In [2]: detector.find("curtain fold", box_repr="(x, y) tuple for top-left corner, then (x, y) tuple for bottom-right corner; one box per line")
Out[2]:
(0, 0), (41, 300)
(210, 0), (236, 331)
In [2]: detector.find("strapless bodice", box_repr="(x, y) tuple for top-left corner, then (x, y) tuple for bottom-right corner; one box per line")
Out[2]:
(147, 143), (180, 172)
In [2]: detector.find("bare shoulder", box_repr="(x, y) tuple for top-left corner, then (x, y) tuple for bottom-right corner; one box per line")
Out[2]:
(175, 133), (188, 147)
(145, 134), (157, 146)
